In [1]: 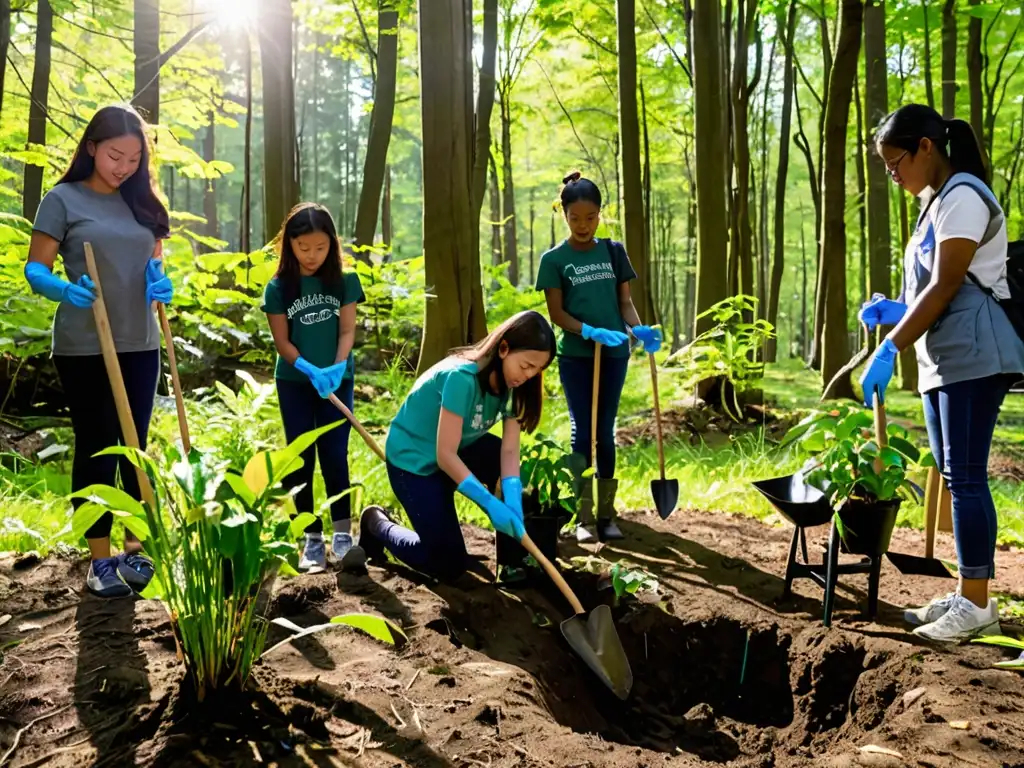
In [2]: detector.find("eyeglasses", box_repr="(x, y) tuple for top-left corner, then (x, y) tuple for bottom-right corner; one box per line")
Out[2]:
(884, 151), (909, 181)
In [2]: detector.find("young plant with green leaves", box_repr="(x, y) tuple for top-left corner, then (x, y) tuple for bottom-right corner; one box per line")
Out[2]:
(519, 433), (578, 518)
(70, 423), (402, 701)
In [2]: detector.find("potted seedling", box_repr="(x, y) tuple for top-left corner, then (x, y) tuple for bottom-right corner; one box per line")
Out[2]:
(780, 405), (930, 557)
(496, 434), (577, 585)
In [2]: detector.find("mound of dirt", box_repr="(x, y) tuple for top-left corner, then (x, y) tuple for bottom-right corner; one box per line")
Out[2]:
(1, 510), (1023, 767)
(618, 401), (799, 448)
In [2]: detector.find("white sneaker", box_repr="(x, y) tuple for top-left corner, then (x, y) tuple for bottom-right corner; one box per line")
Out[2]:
(299, 534), (327, 573)
(905, 591), (959, 626)
(912, 596), (1001, 644)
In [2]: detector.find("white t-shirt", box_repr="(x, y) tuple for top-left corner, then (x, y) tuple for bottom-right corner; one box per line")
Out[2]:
(921, 184), (1011, 299)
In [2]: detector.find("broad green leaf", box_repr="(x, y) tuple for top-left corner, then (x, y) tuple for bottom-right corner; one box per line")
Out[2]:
(972, 635), (1024, 650)
(139, 571), (165, 600)
(71, 501), (108, 540)
(289, 513), (317, 538)
(70, 484), (145, 517)
(330, 613), (407, 644)
(223, 473), (256, 506)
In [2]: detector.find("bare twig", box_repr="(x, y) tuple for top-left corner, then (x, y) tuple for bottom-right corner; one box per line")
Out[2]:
(405, 669), (420, 690)
(389, 700), (406, 729)
(0, 704), (74, 767)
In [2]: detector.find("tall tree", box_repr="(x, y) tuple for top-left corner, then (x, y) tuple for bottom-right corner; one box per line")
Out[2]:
(967, 0), (985, 165)
(470, 0), (498, 245)
(258, 0), (299, 243)
(691, 0), (730, 335)
(616, 0), (654, 323)
(940, 0), (957, 118)
(767, 0), (797, 362)
(865, 0), (891, 329)
(23, 0), (53, 222)
(921, 0), (935, 109)
(202, 114), (218, 251)
(819, 0), (863, 397)
(354, 1), (399, 255)
(416, 0), (488, 373)
(0, 0), (11, 119)
(134, 0), (160, 123)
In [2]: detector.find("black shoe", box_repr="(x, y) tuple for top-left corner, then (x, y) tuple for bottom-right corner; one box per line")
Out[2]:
(598, 519), (624, 541)
(358, 506), (390, 563)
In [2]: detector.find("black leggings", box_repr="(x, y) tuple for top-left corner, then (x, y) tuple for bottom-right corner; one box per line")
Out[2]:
(55, 351), (160, 540)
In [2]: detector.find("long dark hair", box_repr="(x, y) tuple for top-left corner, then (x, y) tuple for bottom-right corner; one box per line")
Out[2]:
(451, 310), (556, 433)
(559, 170), (603, 211)
(273, 202), (345, 305)
(57, 104), (169, 238)
(875, 104), (989, 186)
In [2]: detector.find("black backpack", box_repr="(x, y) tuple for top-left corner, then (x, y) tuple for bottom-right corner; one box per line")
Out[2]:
(967, 239), (1024, 343)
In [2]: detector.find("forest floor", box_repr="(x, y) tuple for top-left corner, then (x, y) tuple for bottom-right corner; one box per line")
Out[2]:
(3, 508), (1024, 768)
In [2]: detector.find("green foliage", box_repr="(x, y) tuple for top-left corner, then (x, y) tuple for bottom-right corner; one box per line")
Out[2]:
(191, 369), (280, 472)
(69, 422), (344, 701)
(609, 561), (659, 606)
(970, 634), (1024, 672)
(519, 433), (577, 517)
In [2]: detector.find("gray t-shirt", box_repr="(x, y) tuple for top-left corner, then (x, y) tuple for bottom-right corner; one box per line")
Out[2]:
(32, 182), (159, 356)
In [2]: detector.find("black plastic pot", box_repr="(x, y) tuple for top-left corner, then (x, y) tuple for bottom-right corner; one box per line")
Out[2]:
(836, 496), (901, 557)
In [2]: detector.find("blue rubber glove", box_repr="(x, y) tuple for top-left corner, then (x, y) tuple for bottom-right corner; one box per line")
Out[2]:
(458, 474), (525, 539)
(25, 262), (96, 308)
(859, 338), (899, 408)
(631, 325), (662, 353)
(322, 361), (347, 395)
(501, 476), (524, 522)
(858, 293), (907, 331)
(581, 323), (629, 347)
(294, 356), (333, 398)
(145, 259), (173, 305)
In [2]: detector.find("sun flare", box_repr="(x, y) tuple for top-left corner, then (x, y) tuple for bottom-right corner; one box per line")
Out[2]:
(206, 0), (260, 29)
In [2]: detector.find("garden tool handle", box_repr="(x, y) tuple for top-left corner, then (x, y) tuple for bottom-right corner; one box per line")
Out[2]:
(328, 393), (386, 462)
(872, 388), (887, 475)
(649, 353), (666, 480)
(156, 303), (190, 453)
(591, 343), (601, 469)
(84, 243), (156, 509)
(519, 532), (586, 615)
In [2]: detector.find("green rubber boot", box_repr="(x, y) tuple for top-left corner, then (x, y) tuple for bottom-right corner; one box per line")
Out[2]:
(597, 478), (624, 541)
(563, 452), (598, 543)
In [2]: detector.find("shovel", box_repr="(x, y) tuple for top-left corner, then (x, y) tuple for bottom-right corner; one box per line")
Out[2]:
(519, 531), (633, 699)
(328, 393), (386, 462)
(648, 353), (678, 519)
(156, 303), (190, 453)
(821, 323), (872, 403)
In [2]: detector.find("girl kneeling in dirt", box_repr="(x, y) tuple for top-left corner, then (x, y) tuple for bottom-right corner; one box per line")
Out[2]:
(262, 203), (365, 573)
(860, 103), (1024, 643)
(354, 310), (556, 581)
(24, 104), (171, 598)
(535, 172), (661, 543)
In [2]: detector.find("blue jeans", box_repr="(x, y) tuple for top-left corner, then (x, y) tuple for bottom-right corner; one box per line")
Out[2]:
(277, 377), (354, 533)
(55, 351), (160, 540)
(558, 354), (629, 478)
(376, 433), (503, 581)
(922, 374), (1015, 580)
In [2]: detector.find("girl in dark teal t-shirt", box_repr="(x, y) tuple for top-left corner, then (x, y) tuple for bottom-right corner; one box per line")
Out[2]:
(262, 203), (364, 573)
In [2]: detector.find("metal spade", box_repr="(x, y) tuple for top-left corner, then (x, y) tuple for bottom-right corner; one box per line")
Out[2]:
(648, 353), (678, 519)
(519, 533), (633, 700)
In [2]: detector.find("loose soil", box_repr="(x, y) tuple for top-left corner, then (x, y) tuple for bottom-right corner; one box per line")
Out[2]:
(2, 509), (1023, 768)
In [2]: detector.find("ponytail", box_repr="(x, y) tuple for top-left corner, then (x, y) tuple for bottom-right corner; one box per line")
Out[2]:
(944, 118), (989, 186)
(875, 104), (990, 186)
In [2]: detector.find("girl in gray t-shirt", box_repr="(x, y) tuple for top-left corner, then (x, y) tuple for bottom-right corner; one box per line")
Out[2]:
(25, 104), (173, 599)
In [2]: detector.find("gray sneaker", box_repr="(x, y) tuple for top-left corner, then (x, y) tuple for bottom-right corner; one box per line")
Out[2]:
(329, 532), (367, 571)
(87, 557), (133, 599)
(299, 534), (327, 573)
(116, 551), (155, 591)
(905, 591), (958, 626)
(913, 596), (1001, 644)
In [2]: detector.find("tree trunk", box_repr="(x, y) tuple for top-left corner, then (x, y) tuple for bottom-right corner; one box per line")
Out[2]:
(921, 0), (935, 110)
(691, 0), (730, 336)
(259, 0), (299, 243)
(854, 76), (867, 309)
(729, 0), (757, 317)
(202, 113), (218, 252)
(23, 0), (52, 222)
(767, 0), (797, 362)
(489, 150), (502, 267)
(416, 0), (487, 374)
(133, 0), (160, 124)
(354, 2), (399, 256)
(0, 0), (11, 119)
(500, 94), (519, 285)
(641, 80), (654, 310)
(941, 0), (957, 118)
(241, 36), (252, 253)
(528, 186), (535, 284)
(470, 0), (497, 229)
(819, 0), (863, 398)
(800, 205), (809, 358)
(382, 165), (393, 251)
(967, 0), (985, 166)
(865, 0), (891, 318)
(616, 0), (654, 323)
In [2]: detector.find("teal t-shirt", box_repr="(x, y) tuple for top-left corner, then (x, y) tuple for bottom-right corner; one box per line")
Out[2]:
(385, 358), (512, 476)
(261, 272), (364, 382)
(535, 238), (636, 358)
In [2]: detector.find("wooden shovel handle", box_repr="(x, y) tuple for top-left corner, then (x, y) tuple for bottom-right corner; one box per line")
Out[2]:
(328, 393), (386, 462)
(872, 389), (887, 475)
(519, 532), (586, 615)
(649, 353), (666, 480)
(156, 304), (190, 453)
(84, 243), (156, 509)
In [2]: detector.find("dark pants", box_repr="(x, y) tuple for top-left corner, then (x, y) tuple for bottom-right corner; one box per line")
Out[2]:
(55, 351), (160, 540)
(558, 354), (629, 478)
(922, 374), (1015, 580)
(277, 377), (354, 534)
(377, 433), (503, 581)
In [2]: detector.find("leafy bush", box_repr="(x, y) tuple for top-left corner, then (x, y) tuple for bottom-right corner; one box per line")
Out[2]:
(191, 369), (281, 472)
(519, 433), (578, 517)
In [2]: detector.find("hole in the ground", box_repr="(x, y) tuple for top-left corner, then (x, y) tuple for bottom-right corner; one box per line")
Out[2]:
(794, 639), (866, 734)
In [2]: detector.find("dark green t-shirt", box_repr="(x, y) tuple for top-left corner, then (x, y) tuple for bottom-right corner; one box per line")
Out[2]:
(261, 272), (364, 382)
(535, 238), (636, 358)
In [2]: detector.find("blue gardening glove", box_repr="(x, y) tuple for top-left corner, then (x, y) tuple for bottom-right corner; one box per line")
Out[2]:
(294, 356), (333, 398)
(322, 361), (347, 395)
(858, 293), (907, 332)
(500, 476), (524, 522)
(145, 259), (173, 305)
(458, 474), (525, 539)
(25, 262), (96, 308)
(631, 324), (662, 353)
(581, 323), (629, 347)
(859, 338), (899, 408)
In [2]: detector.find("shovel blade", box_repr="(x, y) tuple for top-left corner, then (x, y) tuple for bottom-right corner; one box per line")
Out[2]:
(652, 479), (679, 520)
(560, 604), (633, 700)
(885, 551), (955, 579)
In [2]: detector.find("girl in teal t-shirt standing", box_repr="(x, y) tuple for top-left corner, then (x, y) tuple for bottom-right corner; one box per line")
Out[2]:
(354, 311), (556, 581)
(262, 203), (365, 573)
(536, 172), (661, 543)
